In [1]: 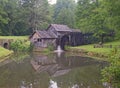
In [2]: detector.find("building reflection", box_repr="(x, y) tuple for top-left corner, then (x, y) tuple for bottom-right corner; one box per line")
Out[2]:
(31, 53), (71, 77)
(30, 53), (109, 88)
(0, 52), (109, 88)
(30, 52), (104, 77)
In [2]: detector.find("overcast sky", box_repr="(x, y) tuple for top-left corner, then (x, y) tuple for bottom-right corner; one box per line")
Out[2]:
(48, 0), (56, 4)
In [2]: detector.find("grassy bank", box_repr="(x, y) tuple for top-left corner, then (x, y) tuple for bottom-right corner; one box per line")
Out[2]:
(0, 36), (30, 62)
(0, 47), (13, 62)
(70, 41), (120, 59)
(0, 36), (28, 40)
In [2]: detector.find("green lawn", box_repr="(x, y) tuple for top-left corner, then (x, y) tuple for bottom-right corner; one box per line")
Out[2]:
(0, 47), (13, 61)
(0, 36), (28, 40)
(71, 41), (120, 54)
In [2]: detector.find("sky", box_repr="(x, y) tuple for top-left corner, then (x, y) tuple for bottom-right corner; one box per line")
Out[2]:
(48, 0), (56, 4)
(48, 0), (77, 4)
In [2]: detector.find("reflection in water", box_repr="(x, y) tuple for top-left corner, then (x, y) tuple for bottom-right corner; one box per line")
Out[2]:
(0, 52), (108, 88)
(31, 53), (71, 77)
(48, 80), (80, 88)
(54, 45), (64, 57)
(20, 80), (33, 88)
(49, 79), (58, 88)
(71, 84), (79, 88)
(102, 82), (113, 88)
(54, 45), (64, 53)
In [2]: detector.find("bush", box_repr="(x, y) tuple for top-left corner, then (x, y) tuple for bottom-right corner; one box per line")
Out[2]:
(10, 40), (31, 52)
(101, 48), (120, 87)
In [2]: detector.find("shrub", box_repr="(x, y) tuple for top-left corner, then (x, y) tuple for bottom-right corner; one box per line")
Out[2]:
(101, 48), (120, 87)
(10, 40), (31, 52)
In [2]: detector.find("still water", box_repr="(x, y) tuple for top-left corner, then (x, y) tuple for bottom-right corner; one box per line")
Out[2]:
(0, 52), (107, 88)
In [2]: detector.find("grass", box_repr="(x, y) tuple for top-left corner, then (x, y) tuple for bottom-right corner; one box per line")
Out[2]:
(0, 47), (13, 61)
(0, 36), (28, 40)
(71, 41), (120, 55)
(0, 36), (30, 61)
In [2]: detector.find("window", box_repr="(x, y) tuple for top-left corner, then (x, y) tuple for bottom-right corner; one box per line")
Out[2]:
(37, 38), (42, 42)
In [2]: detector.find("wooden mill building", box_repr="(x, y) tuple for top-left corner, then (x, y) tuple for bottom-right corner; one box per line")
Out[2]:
(29, 24), (84, 50)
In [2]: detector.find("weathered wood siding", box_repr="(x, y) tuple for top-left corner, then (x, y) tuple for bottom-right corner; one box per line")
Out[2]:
(30, 33), (39, 43)
(70, 32), (84, 46)
(30, 32), (57, 48)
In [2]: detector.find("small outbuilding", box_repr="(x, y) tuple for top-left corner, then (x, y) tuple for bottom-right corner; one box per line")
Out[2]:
(29, 24), (84, 50)
(29, 30), (57, 48)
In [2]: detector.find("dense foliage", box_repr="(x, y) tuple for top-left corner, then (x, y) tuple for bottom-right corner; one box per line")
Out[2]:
(101, 48), (120, 87)
(0, 0), (120, 40)
(0, 0), (52, 35)
(76, 0), (120, 40)
(10, 40), (31, 52)
(53, 0), (76, 28)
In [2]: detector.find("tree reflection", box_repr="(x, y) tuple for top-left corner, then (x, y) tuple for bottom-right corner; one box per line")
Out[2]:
(0, 52), (107, 88)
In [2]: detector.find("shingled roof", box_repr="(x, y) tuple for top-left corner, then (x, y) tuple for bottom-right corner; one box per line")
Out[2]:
(38, 30), (57, 38)
(49, 24), (72, 32)
(29, 24), (81, 39)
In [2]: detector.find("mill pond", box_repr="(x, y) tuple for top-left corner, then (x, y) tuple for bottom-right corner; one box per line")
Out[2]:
(0, 52), (109, 88)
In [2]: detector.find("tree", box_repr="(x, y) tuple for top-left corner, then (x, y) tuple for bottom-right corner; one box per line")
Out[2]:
(0, 0), (29, 35)
(101, 0), (120, 39)
(20, 0), (52, 31)
(53, 0), (76, 28)
(0, 0), (9, 35)
(76, 0), (115, 42)
(76, 0), (101, 33)
(0, 0), (52, 35)
(4, 0), (19, 35)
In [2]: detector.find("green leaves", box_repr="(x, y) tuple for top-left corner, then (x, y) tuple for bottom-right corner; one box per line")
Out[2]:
(54, 0), (76, 28)
(76, 0), (98, 32)
(10, 40), (30, 52)
(101, 48), (120, 87)
(0, 15), (9, 24)
(0, 0), (9, 25)
(0, 0), (120, 38)
(76, 0), (120, 40)
(101, 0), (120, 39)
(0, 0), (52, 35)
